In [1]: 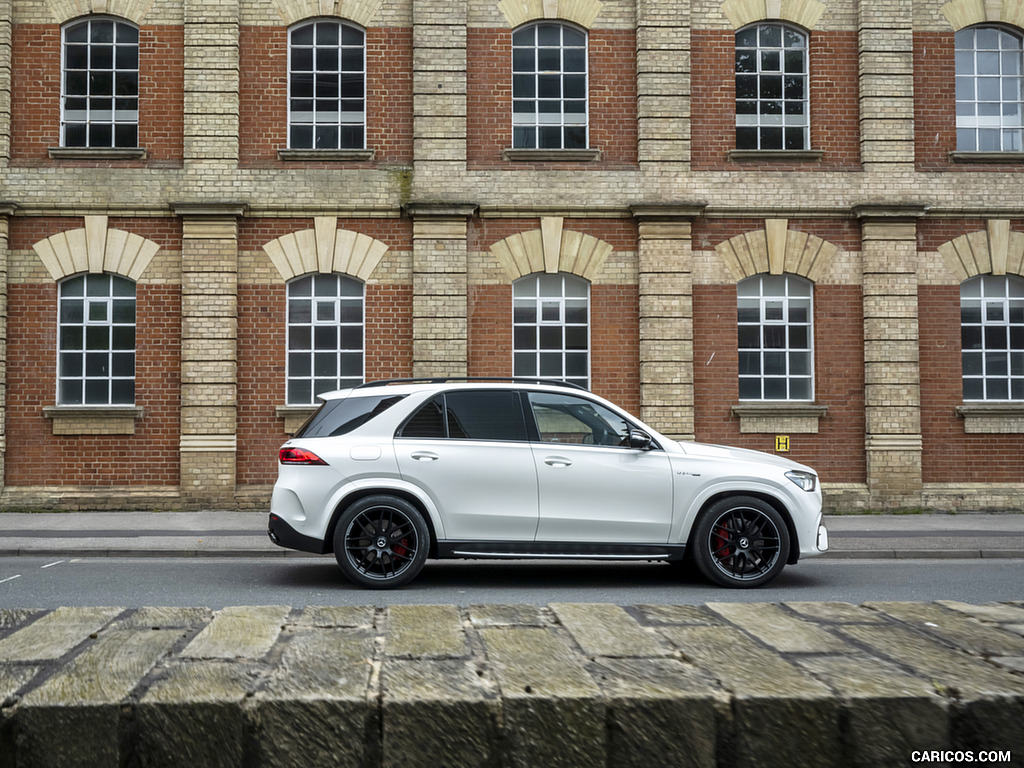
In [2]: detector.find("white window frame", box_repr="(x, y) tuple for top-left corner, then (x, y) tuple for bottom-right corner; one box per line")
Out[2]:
(57, 273), (136, 406)
(738, 274), (814, 401)
(955, 26), (1024, 152)
(512, 273), (590, 388)
(511, 22), (589, 150)
(961, 274), (1024, 401)
(61, 17), (139, 148)
(287, 19), (367, 150)
(286, 273), (365, 405)
(735, 22), (809, 151)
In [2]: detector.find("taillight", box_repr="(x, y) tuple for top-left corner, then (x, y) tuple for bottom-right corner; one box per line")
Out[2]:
(279, 446), (328, 465)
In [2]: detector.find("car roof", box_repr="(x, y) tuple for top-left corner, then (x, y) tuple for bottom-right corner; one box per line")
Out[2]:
(317, 378), (589, 401)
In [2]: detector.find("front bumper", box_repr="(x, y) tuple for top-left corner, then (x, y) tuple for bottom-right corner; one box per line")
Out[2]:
(268, 513), (329, 555)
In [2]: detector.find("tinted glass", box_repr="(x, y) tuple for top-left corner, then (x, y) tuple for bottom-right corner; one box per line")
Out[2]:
(444, 391), (528, 441)
(295, 395), (405, 438)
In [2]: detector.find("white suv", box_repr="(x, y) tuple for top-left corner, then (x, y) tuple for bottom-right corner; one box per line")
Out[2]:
(268, 378), (828, 589)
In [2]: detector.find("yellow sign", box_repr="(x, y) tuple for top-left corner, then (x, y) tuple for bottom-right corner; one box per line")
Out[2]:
(775, 436), (790, 452)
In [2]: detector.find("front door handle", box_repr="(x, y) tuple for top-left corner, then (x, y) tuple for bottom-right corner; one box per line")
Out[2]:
(411, 451), (439, 462)
(544, 456), (572, 467)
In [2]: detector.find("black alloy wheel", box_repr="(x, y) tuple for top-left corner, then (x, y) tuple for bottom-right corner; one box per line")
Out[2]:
(333, 495), (429, 589)
(692, 496), (790, 588)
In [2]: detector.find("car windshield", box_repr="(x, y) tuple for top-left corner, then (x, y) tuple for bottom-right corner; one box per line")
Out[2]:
(294, 394), (405, 438)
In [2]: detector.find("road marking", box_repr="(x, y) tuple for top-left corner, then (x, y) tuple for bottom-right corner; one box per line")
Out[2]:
(41, 560), (65, 569)
(0, 575), (21, 584)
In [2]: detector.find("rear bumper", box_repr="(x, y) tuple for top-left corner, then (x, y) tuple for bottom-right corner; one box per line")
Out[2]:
(268, 514), (329, 555)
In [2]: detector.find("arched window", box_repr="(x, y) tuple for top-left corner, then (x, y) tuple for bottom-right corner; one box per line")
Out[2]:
(735, 23), (809, 151)
(58, 273), (136, 405)
(511, 22), (588, 149)
(513, 273), (589, 388)
(286, 273), (365, 404)
(961, 274), (1024, 400)
(955, 26), (1024, 152)
(61, 17), (139, 148)
(738, 274), (813, 400)
(288, 20), (366, 149)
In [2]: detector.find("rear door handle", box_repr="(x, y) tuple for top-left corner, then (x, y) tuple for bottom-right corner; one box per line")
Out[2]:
(411, 451), (439, 462)
(544, 456), (572, 467)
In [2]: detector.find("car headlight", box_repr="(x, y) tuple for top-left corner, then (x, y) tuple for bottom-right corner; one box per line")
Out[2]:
(785, 470), (817, 492)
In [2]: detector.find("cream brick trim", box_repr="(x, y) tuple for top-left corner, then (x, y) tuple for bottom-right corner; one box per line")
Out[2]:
(262, 217), (390, 282)
(937, 220), (1024, 281)
(46, 0), (154, 24)
(272, 0), (382, 26)
(720, 0), (826, 30)
(714, 220), (839, 282)
(32, 215), (161, 282)
(179, 435), (238, 452)
(489, 217), (613, 281)
(497, 0), (604, 29)
(941, 0), (1024, 31)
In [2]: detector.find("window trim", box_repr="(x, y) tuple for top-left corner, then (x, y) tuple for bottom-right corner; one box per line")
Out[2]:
(395, 390), (531, 443)
(285, 273), (366, 406)
(60, 16), (140, 150)
(510, 21), (590, 151)
(734, 21), (810, 153)
(954, 24), (1024, 154)
(286, 18), (367, 151)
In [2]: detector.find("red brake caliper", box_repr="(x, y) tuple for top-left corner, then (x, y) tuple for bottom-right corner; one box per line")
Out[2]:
(713, 525), (730, 560)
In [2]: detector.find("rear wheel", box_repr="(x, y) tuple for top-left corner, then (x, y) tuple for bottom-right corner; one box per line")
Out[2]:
(333, 495), (429, 589)
(692, 496), (789, 588)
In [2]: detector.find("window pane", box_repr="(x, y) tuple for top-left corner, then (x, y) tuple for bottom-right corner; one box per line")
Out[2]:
(443, 391), (528, 441)
(737, 275), (814, 400)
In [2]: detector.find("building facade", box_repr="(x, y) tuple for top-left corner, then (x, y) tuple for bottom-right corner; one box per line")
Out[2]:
(0, 0), (1021, 511)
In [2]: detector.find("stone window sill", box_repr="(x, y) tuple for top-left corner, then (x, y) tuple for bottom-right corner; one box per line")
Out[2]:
(43, 406), (144, 435)
(277, 148), (376, 162)
(955, 402), (1024, 433)
(502, 148), (601, 162)
(949, 151), (1024, 164)
(277, 405), (318, 435)
(731, 403), (828, 434)
(728, 150), (824, 163)
(48, 147), (147, 160)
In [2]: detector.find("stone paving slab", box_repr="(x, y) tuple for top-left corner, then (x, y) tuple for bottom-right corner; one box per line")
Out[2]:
(0, 601), (1022, 767)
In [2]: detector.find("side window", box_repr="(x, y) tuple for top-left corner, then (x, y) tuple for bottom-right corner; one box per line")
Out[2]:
(286, 273), (364, 405)
(399, 391), (528, 441)
(288, 20), (366, 150)
(62, 17), (140, 148)
(526, 391), (631, 447)
(513, 273), (589, 388)
(294, 394), (404, 438)
(58, 273), (136, 405)
(737, 274), (814, 400)
(955, 26), (1024, 152)
(735, 23), (808, 151)
(961, 274), (1024, 400)
(511, 22), (588, 149)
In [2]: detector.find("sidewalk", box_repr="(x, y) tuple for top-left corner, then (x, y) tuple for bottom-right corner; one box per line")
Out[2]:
(1, 509), (1023, 559)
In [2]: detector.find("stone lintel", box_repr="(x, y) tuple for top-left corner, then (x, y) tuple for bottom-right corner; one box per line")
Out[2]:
(731, 403), (828, 434)
(632, 203), (707, 239)
(853, 203), (929, 223)
(403, 202), (478, 220)
(172, 202), (250, 218)
(43, 406), (144, 436)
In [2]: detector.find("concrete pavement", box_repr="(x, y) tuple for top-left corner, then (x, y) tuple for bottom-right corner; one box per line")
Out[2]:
(0, 509), (1023, 559)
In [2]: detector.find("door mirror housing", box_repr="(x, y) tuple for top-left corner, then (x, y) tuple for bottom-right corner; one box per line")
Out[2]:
(628, 429), (654, 451)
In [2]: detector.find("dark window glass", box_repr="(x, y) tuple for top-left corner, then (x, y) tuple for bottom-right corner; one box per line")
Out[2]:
(295, 395), (405, 439)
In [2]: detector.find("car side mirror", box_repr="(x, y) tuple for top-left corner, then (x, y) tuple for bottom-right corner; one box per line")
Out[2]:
(628, 429), (654, 451)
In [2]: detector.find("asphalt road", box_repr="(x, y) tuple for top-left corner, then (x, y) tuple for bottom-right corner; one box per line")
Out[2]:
(0, 556), (1022, 609)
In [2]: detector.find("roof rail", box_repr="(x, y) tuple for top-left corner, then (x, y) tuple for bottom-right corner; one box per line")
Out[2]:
(356, 377), (588, 391)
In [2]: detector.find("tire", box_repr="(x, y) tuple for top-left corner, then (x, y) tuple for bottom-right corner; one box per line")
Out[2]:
(333, 495), (429, 589)
(691, 496), (790, 588)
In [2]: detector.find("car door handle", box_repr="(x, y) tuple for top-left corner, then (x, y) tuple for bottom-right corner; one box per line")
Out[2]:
(411, 451), (439, 462)
(544, 456), (573, 467)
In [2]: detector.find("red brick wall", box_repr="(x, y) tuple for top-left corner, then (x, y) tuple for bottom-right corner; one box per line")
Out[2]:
(692, 283), (866, 483)
(10, 24), (184, 167)
(691, 29), (860, 170)
(466, 28), (638, 169)
(239, 26), (414, 166)
(5, 282), (181, 487)
(920, 285), (1024, 482)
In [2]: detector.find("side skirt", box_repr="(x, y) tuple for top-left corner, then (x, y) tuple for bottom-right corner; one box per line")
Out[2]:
(435, 540), (686, 562)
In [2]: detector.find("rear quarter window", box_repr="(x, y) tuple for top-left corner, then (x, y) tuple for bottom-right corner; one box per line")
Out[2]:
(294, 395), (405, 438)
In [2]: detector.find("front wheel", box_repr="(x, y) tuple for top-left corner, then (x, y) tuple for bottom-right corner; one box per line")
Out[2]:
(691, 496), (790, 588)
(333, 495), (429, 589)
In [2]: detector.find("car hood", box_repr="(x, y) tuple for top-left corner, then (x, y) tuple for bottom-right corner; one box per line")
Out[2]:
(674, 440), (816, 474)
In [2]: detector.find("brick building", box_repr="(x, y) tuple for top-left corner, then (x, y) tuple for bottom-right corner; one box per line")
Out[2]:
(0, 0), (1021, 512)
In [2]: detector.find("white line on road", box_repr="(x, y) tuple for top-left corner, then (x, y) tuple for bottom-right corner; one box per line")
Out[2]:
(41, 561), (65, 569)
(0, 575), (21, 584)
